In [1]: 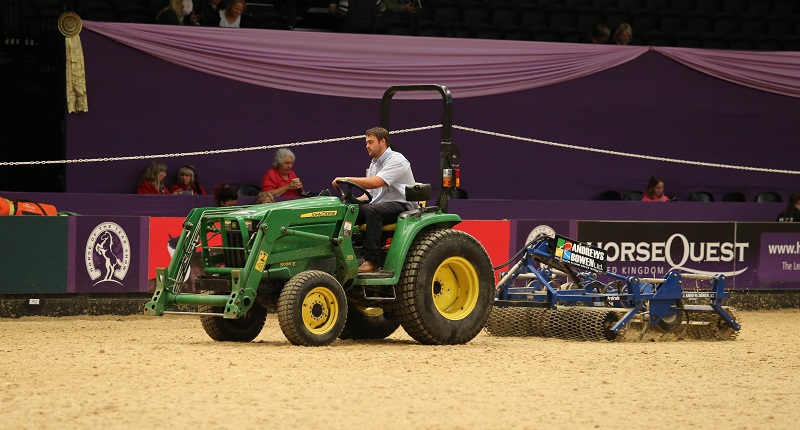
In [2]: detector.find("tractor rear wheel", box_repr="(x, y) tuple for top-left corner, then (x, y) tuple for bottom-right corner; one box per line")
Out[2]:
(339, 305), (400, 340)
(278, 270), (347, 346)
(200, 301), (267, 342)
(392, 229), (494, 345)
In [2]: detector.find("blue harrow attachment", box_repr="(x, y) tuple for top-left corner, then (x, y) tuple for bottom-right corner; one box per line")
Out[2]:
(486, 234), (741, 341)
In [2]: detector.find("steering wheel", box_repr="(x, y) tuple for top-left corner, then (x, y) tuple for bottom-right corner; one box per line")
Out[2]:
(336, 179), (373, 204)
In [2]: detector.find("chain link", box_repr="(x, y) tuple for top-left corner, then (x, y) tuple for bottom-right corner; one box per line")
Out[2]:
(2, 123), (797, 175)
(453, 125), (800, 175)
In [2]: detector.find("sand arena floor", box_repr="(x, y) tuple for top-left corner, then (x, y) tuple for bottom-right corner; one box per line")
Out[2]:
(1, 309), (799, 429)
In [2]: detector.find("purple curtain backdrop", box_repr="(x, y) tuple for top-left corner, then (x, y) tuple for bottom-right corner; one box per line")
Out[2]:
(81, 21), (800, 99)
(62, 22), (800, 201)
(81, 21), (649, 99)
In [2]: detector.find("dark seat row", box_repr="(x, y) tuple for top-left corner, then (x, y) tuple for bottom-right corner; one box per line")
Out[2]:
(19, 0), (800, 51)
(413, 1), (800, 50)
(600, 190), (783, 202)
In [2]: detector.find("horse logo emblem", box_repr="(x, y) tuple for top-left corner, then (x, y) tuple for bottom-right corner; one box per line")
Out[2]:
(85, 222), (130, 285)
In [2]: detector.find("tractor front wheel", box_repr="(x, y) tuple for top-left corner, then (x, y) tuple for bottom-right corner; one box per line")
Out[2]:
(278, 271), (347, 346)
(200, 300), (267, 342)
(393, 229), (494, 345)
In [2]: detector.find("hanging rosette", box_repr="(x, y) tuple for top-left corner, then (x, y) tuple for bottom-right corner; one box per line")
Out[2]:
(59, 12), (88, 113)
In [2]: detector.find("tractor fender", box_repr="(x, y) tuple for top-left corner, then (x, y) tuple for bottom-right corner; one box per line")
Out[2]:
(381, 211), (462, 273)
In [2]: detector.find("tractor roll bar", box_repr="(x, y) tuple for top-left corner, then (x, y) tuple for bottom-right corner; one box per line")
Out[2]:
(379, 84), (459, 212)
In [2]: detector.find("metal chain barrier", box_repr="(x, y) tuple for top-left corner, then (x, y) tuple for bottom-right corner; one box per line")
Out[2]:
(454, 125), (800, 175)
(3, 123), (798, 175)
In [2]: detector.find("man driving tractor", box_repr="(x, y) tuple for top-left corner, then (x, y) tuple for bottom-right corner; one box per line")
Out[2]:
(331, 127), (416, 273)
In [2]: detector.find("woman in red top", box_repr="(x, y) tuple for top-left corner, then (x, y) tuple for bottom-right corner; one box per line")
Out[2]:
(169, 165), (206, 195)
(136, 161), (169, 194)
(641, 176), (669, 202)
(261, 148), (303, 198)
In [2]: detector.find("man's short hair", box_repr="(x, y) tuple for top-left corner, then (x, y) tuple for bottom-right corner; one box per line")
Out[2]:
(365, 127), (390, 148)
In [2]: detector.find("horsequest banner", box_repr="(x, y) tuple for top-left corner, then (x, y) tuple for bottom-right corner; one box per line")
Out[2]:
(576, 221), (800, 290)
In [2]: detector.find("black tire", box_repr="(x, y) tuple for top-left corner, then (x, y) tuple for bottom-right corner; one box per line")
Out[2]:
(200, 302), (267, 342)
(392, 229), (494, 345)
(339, 305), (400, 340)
(277, 270), (347, 346)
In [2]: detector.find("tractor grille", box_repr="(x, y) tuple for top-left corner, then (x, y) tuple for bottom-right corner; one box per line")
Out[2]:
(224, 231), (246, 268)
(222, 219), (257, 268)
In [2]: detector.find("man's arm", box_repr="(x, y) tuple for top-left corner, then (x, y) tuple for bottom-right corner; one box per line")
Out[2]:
(331, 176), (386, 190)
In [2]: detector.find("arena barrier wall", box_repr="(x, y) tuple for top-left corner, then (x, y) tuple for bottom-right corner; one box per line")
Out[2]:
(2, 215), (798, 295)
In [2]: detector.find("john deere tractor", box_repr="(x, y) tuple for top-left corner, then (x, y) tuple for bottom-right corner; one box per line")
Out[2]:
(143, 85), (495, 346)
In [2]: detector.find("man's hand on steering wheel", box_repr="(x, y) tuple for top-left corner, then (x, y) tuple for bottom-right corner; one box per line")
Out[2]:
(333, 178), (373, 204)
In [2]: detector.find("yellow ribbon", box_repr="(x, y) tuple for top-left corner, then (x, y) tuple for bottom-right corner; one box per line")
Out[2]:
(59, 12), (88, 113)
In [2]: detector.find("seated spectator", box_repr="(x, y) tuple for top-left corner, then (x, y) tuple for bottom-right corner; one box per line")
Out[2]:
(590, 24), (610, 44)
(196, 0), (227, 27)
(641, 176), (669, 202)
(155, 0), (198, 25)
(614, 23), (633, 45)
(136, 161), (169, 194)
(219, 0), (254, 28)
(213, 184), (239, 207)
(169, 165), (206, 195)
(256, 191), (275, 204)
(261, 147), (303, 198)
(776, 192), (800, 222)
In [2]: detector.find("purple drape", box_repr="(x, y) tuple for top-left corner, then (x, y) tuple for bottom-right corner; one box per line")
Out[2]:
(82, 21), (800, 99)
(654, 47), (800, 98)
(82, 21), (648, 99)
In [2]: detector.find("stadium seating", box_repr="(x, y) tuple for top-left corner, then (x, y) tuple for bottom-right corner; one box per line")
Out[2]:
(10, 0), (800, 51)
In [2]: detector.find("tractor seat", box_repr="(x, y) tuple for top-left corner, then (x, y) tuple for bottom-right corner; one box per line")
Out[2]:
(356, 183), (433, 233)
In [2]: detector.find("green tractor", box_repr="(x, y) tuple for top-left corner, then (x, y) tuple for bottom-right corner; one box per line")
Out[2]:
(143, 85), (494, 346)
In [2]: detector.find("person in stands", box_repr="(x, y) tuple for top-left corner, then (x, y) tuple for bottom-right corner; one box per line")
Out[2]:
(590, 23), (610, 44)
(256, 191), (275, 204)
(169, 165), (206, 195)
(136, 161), (169, 194)
(261, 147), (303, 199)
(195, 0), (226, 26)
(641, 176), (669, 202)
(155, 0), (198, 25)
(213, 184), (239, 207)
(777, 192), (800, 222)
(219, 0), (254, 28)
(614, 23), (633, 45)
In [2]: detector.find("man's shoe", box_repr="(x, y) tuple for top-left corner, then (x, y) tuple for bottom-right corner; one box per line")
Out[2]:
(358, 260), (379, 273)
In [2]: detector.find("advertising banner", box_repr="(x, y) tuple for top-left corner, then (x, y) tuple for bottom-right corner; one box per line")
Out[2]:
(552, 235), (607, 273)
(455, 220), (510, 281)
(734, 223), (800, 290)
(577, 221), (738, 280)
(577, 221), (800, 290)
(148, 217), (189, 292)
(73, 216), (148, 293)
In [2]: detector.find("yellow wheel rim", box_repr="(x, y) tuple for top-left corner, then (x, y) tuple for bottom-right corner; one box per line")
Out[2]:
(431, 257), (479, 321)
(355, 305), (384, 317)
(302, 287), (339, 334)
